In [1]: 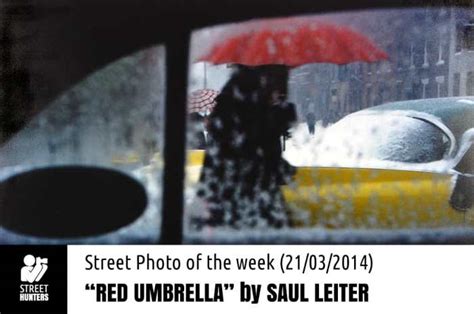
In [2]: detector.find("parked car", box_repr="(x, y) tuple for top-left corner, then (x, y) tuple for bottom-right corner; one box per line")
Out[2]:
(282, 97), (474, 229)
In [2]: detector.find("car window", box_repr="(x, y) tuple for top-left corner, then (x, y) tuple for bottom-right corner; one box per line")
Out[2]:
(184, 7), (474, 243)
(0, 46), (166, 244)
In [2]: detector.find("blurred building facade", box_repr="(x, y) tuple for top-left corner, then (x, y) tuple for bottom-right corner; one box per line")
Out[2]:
(449, 8), (474, 97)
(290, 8), (474, 125)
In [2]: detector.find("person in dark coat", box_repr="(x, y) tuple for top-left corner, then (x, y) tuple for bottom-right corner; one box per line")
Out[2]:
(196, 65), (297, 228)
(188, 112), (207, 149)
(306, 111), (316, 135)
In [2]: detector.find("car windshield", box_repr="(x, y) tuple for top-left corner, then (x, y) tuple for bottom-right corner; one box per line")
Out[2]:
(184, 6), (474, 243)
(293, 113), (451, 165)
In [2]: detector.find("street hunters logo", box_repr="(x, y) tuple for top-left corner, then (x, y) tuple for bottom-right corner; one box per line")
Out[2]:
(19, 255), (50, 302)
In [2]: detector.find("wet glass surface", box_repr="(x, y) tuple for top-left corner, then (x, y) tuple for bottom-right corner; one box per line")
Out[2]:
(2, 6), (473, 244)
(0, 46), (166, 243)
(185, 7), (474, 243)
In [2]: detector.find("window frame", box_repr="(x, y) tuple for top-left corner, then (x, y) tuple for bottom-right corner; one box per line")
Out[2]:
(162, 1), (470, 244)
(1, 0), (471, 244)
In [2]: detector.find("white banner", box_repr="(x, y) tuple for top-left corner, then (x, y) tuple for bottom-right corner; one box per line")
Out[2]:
(68, 246), (474, 313)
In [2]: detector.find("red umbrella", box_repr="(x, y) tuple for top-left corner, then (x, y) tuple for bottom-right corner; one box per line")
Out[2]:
(198, 18), (388, 66)
(188, 88), (219, 114)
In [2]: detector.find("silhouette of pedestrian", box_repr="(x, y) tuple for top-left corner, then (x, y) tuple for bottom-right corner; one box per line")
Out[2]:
(306, 111), (316, 135)
(197, 65), (297, 228)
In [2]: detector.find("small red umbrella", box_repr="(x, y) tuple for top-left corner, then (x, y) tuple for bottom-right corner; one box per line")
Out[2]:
(188, 88), (219, 114)
(198, 18), (388, 66)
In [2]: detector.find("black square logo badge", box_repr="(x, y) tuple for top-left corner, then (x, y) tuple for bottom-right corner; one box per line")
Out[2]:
(0, 246), (67, 314)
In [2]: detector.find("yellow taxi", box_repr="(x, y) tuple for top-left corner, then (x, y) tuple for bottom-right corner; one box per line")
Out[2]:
(188, 97), (474, 229)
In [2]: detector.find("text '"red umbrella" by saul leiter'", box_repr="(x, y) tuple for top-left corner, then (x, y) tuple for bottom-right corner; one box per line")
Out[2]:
(198, 18), (388, 66)
(188, 88), (219, 114)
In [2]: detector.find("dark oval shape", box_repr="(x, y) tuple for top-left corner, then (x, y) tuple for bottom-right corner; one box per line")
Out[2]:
(0, 166), (148, 238)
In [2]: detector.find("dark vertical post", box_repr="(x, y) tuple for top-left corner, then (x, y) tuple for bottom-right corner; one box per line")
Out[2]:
(0, 16), (13, 141)
(203, 62), (207, 89)
(160, 33), (190, 244)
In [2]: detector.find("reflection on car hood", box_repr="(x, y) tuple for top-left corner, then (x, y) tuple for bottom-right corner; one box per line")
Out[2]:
(360, 97), (474, 141)
(284, 122), (455, 173)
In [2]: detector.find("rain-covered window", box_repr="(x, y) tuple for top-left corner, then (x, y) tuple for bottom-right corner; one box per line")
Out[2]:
(185, 7), (474, 243)
(467, 22), (474, 51)
(0, 46), (165, 244)
(467, 71), (474, 95)
(453, 73), (461, 96)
